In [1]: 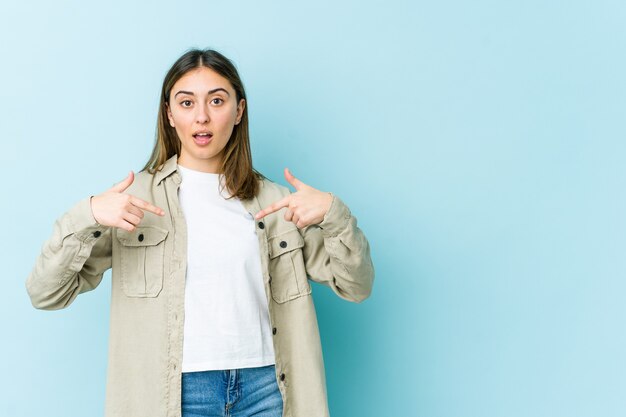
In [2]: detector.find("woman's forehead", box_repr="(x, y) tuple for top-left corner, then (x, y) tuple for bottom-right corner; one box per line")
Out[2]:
(172, 67), (233, 95)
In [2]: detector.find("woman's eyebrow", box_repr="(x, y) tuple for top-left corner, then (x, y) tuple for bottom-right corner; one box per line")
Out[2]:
(174, 88), (230, 98)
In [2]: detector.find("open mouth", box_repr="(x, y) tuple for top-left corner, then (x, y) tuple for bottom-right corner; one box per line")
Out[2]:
(193, 132), (213, 145)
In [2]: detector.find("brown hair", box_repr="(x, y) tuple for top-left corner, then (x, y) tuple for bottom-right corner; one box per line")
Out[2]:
(142, 48), (267, 200)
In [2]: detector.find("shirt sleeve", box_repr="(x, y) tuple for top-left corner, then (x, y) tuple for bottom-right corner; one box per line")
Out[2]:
(298, 192), (375, 303)
(25, 196), (112, 310)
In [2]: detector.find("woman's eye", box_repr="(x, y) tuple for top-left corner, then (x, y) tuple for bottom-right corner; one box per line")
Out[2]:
(181, 100), (192, 107)
(212, 98), (223, 105)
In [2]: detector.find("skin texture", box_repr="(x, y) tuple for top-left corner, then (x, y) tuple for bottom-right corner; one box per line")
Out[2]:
(255, 167), (333, 230)
(166, 66), (245, 174)
(90, 172), (165, 231)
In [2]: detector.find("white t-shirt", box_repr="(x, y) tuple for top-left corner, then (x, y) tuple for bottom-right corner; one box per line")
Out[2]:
(177, 164), (275, 372)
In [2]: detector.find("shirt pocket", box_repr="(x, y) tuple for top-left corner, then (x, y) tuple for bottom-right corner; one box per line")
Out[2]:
(268, 228), (312, 303)
(116, 225), (169, 298)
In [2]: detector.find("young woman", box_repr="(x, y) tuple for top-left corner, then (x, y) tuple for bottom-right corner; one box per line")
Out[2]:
(26, 48), (375, 417)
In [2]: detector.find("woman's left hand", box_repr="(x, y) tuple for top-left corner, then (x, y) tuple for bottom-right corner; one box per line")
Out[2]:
(255, 168), (333, 229)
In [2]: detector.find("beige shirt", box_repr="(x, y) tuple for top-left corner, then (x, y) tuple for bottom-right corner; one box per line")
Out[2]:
(25, 153), (375, 417)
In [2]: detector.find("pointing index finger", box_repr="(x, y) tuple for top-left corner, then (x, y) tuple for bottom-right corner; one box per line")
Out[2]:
(254, 195), (291, 220)
(130, 196), (165, 216)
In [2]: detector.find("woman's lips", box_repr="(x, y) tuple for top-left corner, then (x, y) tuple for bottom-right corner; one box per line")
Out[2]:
(193, 134), (213, 146)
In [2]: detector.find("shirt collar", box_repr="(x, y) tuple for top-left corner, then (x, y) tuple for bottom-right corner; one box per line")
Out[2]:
(154, 153), (180, 185)
(152, 153), (264, 216)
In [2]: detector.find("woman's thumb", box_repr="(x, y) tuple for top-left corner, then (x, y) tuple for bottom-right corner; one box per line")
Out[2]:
(110, 171), (134, 193)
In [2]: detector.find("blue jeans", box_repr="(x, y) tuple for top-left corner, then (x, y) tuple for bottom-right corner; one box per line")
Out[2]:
(181, 364), (284, 417)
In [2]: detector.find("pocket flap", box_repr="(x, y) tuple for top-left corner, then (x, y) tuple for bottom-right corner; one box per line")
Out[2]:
(268, 228), (304, 259)
(116, 225), (169, 247)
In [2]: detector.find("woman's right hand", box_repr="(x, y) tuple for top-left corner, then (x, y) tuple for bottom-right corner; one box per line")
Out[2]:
(90, 171), (165, 231)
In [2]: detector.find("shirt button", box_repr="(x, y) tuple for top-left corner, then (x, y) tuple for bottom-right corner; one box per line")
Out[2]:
(93, 231), (101, 238)
(258, 221), (265, 229)
(280, 373), (285, 381)
(138, 233), (144, 242)
(279, 241), (287, 248)
(272, 327), (277, 335)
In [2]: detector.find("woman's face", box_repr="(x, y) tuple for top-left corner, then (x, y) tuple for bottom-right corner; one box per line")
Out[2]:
(166, 66), (245, 173)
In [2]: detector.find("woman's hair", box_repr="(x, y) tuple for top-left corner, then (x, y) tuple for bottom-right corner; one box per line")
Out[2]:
(142, 48), (267, 200)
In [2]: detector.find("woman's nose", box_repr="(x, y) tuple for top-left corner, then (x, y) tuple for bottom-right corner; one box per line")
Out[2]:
(195, 102), (210, 123)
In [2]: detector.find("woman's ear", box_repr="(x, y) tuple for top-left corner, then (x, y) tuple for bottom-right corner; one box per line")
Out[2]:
(235, 98), (245, 125)
(166, 103), (175, 127)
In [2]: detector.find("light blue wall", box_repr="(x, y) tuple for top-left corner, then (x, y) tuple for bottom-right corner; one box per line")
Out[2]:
(2, 1), (625, 416)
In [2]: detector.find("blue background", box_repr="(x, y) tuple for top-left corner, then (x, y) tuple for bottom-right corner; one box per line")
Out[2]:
(2, 1), (625, 416)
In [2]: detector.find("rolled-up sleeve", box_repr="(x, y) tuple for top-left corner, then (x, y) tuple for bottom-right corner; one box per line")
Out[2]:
(299, 192), (375, 303)
(26, 196), (112, 310)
